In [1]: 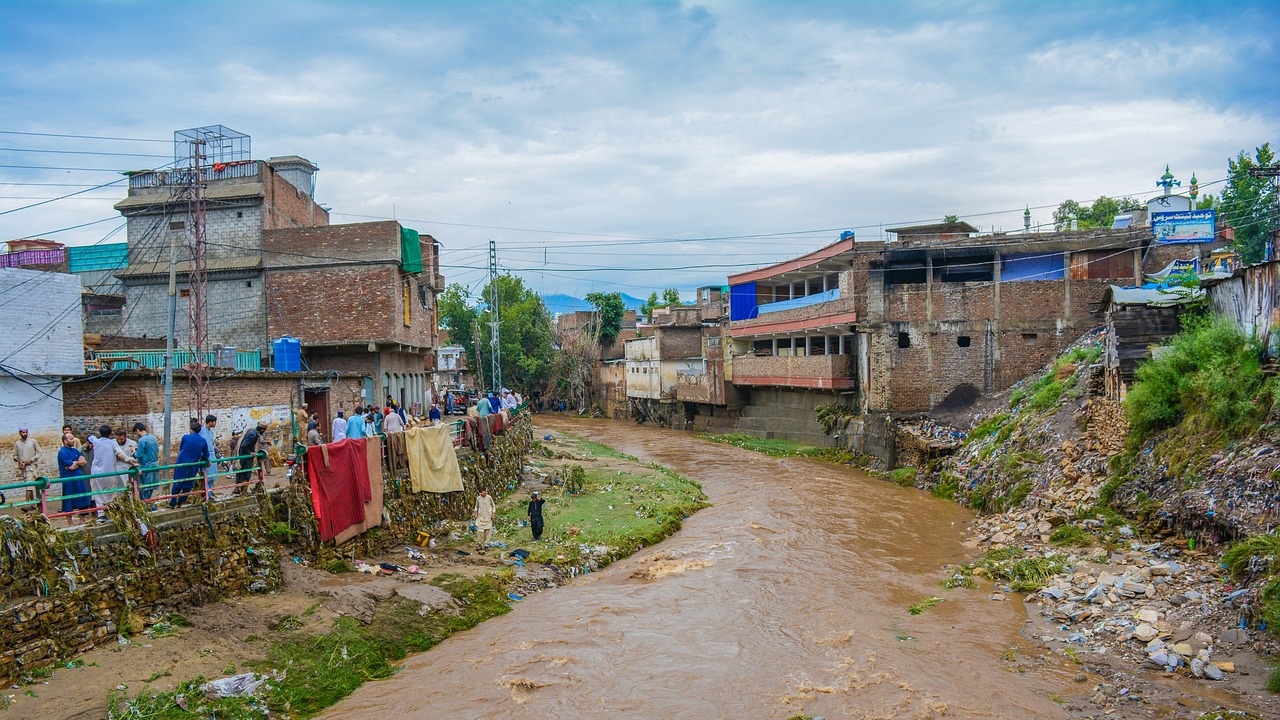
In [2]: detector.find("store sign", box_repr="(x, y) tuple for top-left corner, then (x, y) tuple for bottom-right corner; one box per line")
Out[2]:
(1153, 210), (1215, 244)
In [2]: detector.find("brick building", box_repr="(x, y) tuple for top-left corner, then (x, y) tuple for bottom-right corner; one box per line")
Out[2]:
(110, 127), (443, 412)
(264, 220), (442, 410)
(725, 221), (1208, 453)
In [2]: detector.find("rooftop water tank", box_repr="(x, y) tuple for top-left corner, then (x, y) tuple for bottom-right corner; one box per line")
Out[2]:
(272, 336), (301, 372)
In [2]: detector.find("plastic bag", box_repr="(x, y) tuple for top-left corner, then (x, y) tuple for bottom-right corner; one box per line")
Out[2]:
(201, 672), (268, 699)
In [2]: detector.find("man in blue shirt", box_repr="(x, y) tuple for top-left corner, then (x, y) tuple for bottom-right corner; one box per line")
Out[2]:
(346, 406), (367, 439)
(171, 419), (210, 508)
(132, 422), (160, 500)
(200, 415), (221, 491)
(477, 394), (492, 417)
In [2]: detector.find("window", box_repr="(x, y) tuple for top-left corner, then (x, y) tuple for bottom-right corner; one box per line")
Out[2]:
(236, 211), (244, 219)
(245, 281), (253, 288)
(897, 332), (910, 349)
(1022, 332), (1038, 341)
(179, 288), (190, 298)
(169, 220), (184, 230)
(957, 335), (971, 347)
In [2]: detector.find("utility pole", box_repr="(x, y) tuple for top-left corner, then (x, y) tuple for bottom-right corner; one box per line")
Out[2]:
(185, 139), (209, 419)
(162, 230), (177, 461)
(488, 239), (502, 393)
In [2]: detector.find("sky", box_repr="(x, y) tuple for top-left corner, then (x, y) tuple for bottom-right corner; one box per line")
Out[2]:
(1, 0), (1277, 300)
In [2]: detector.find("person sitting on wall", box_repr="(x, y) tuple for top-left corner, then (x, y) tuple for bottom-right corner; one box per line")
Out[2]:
(428, 404), (442, 423)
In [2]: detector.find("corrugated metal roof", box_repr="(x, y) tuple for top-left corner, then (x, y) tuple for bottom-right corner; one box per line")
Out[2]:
(113, 182), (264, 210)
(117, 256), (261, 277)
(68, 242), (128, 272)
(1103, 285), (1203, 307)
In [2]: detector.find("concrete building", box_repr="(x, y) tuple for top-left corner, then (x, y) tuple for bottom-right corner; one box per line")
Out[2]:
(624, 307), (705, 424)
(0, 269), (85, 481)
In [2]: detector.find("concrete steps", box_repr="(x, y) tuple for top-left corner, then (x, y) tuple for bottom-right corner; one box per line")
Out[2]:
(735, 426), (835, 447)
(739, 405), (819, 421)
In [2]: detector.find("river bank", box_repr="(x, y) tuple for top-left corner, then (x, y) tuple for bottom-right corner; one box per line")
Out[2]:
(2, 425), (706, 720)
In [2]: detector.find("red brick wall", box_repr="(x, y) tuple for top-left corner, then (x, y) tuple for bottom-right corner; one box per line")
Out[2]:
(262, 166), (329, 229)
(267, 265), (399, 344)
(265, 221), (402, 266)
(1001, 281), (1068, 322)
(1142, 242), (1204, 275)
(885, 284), (928, 321)
(997, 329), (1068, 388)
(932, 283), (995, 321)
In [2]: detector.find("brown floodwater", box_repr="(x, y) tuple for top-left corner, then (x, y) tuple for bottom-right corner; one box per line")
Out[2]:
(321, 418), (1073, 719)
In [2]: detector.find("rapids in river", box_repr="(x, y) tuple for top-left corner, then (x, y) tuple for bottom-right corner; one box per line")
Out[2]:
(321, 417), (1074, 719)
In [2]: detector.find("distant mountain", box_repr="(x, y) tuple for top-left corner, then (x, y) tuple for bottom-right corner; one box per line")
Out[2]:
(540, 292), (649, 315)
(619, 293), (646, 310)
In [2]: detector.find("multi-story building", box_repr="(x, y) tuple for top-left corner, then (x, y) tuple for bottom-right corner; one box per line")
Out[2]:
(726, 219), (1208, 455)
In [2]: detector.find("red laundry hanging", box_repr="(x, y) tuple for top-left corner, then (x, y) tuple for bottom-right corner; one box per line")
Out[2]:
(306, 438), (371, 542)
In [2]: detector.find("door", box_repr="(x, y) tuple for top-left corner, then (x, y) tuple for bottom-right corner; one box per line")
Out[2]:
(304, 388), (330, 441)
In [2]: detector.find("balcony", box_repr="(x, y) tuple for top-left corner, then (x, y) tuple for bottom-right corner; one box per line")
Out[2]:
(90, 349), (262, 372)
(730, 352), (855, 390)
(728, 292), (857, 337)
(127, 161), (260, 189)
(0, 248), (66, 268)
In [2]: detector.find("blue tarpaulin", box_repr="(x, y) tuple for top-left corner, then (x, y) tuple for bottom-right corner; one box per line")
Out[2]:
(729, 283), (758, 321)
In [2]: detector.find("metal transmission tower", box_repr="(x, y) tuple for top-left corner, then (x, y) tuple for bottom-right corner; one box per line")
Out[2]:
(488, 240), (502, 393)
(172, 126), (250, 419)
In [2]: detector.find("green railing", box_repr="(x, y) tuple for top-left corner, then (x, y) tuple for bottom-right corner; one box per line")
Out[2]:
(0, 451), (267, 524)
(92, 349), (262, 372)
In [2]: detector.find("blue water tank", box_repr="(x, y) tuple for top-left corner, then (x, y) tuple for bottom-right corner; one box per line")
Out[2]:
(272, 336), (301, 372)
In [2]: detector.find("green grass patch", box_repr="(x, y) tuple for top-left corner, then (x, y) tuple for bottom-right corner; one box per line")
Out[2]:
(111, 573), (514, 719)
(942, 565), (975, 589)
(931, 472), (959, 501)
(908, 596), (944, 615)
(1025, 380), (1065, 411)
(888, 467), (918, 487)
(1125, 314), (1275, 442)
(973, 547), (1067, 593)
(1222, 532), (1280, 580)
(496, 436), (709, 568)
(965, 414), (1010, 444)
(571, 437), (639, 462)
(699, 432), (831, 458)
(1049, 524), (1095, 547)
(1004, 480), (1032, 510)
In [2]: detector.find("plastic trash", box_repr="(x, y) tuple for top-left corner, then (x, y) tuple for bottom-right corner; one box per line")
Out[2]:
(406, 547), (425, 560)
(201, 672), (268, 699)
(508, 593), (524, 602)
(512, 549), (531, 559)
(544, 434), (553, 441)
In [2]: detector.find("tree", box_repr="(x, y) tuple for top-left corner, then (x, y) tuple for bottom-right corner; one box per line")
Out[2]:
(660, 287), (682, 307)
(473, 274), (553, 392)
(1053, 195), (1142, 229)
(550, 314), (600, 413)
(639, 291), (660, 322)
(437, 284), (479, 380)
(1220, 143), (1277, 264)
(943, 214), (960, 223)
(585, 291), (625, 346)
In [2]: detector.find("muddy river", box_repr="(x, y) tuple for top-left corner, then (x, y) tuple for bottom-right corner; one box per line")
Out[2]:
(321, 418), (1075, 719)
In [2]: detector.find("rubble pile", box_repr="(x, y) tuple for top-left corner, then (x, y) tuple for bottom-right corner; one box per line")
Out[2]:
(894, 419), (963, 471)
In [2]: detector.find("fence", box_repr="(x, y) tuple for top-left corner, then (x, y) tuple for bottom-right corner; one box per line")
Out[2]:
(0, 248), (66, 268)
(0, 451), (267, 525)
(92, 349), (262, 371)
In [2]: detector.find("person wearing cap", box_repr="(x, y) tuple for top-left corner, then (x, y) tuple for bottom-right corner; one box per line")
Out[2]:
(527, 490), (546, 541)
(331, 411), (347, 442)
(171, 418), (209, 508)
(200, 415), (222, 491)
(234, 419), (268, 495)
(12, 426), (42, 503)
(473, 488), (497, 553)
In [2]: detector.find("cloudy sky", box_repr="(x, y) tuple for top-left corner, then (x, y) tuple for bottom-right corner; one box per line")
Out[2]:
(1, 0), (1276, 298)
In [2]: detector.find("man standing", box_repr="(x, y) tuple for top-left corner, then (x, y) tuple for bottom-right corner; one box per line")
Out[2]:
(473, 488), (496, 553)
(369, 405), (383, 434)
(306, 420), (323, 446)
(527, 490), (545, 541)
(12, 426), (42, 504)
(112, 428), (139, 490)
(331, 411), (347, 442)
(87, 425), (118, 521)
(445, 390), (455, 416)
(132, 422), (159, 500)
(171, 419), (209, 508)
(383, 408), (404, 433)
(293, 403), (309, 446)
(477, 393), (492, 417)
(199, 415), (221, 492)
(57, 432), (90, 524)
(235, 420), (267, 494)
(346, 407), (367, 440)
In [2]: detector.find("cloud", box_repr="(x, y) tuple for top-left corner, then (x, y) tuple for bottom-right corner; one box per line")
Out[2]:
(1, 0), (1277, 298)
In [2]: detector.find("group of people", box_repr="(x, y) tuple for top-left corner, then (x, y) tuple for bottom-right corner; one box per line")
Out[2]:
(19, 414), (270, 526)
(324, 400), (412, 445)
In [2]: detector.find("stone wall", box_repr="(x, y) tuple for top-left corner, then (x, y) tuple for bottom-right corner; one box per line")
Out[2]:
(289, 414), (535, 561)
(0, 496), (281, 685)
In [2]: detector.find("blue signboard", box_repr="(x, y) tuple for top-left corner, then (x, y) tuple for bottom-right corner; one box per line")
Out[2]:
(1152, 209), (1215, 244)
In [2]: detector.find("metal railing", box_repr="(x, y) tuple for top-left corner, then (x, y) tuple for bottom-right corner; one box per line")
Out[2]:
(0, 451), (267, 525)
(91, 349), (262, 372)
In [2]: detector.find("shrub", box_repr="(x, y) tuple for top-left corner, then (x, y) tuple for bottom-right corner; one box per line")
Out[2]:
(932, 472), (960, 501)
(1125, 314), (1274, 441)
(889, 467), (918, 487)
(966, 414), (1009, 444)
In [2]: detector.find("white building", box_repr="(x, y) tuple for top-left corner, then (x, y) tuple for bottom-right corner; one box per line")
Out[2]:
(0, 269), (85, 481)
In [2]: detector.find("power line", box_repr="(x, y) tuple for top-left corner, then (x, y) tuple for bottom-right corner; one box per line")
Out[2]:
(0, 130), (169, 143)
(0, 164), (141, 172)
(0, 147), (171, 159)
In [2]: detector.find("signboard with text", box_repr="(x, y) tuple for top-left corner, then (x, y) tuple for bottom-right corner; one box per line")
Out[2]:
(1152, 209), (1215, 244)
